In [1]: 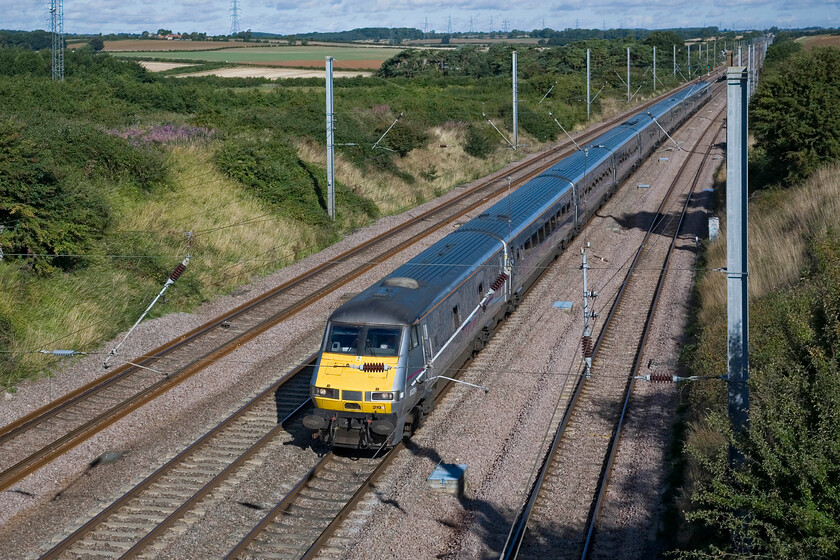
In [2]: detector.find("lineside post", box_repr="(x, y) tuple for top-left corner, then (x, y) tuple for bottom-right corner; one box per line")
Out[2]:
(580, 244), (598, 379)
(726, 64), (750, 466)
(325, 56), (335, 220)
(512, 51), (518, 149)
(627, 47), (630, 102)
(586, 49), (591, 121)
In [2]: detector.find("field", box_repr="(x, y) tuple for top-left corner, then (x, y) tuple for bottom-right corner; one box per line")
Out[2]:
(110, 45), (401, 69)
(798, 34), (840, 49)
(104, 39), (255, 51)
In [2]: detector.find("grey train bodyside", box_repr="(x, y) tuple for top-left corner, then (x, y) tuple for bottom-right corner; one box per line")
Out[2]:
(305, 82), (712, 448)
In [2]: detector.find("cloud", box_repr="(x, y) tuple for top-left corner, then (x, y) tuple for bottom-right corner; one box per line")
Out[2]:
(1, 0), (836, 35)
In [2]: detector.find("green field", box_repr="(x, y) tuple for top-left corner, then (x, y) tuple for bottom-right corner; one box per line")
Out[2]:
(112, 45), (403, 64)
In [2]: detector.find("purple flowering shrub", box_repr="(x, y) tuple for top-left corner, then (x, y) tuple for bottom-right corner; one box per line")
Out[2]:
(106, 124), (214, 145)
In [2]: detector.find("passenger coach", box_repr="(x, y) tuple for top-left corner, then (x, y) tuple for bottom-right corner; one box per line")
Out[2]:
(303, 81), (711, 448)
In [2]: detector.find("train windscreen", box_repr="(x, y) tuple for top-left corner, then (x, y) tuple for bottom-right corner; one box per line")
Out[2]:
(326, 324), (401, 357)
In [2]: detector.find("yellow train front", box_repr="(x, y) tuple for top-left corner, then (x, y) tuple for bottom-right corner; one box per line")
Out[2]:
(302, 307), (430, 449)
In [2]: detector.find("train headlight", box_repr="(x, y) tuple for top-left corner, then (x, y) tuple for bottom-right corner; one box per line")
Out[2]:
(371, 391), (395, 401)
(313, 386), (339, 399)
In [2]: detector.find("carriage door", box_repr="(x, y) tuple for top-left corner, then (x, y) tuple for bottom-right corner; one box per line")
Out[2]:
(406, 325), (425, 380)
(421, 324), (434, 367)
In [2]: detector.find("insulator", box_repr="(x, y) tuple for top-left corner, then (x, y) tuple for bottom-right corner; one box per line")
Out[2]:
(490, 273), (508, 291)
(581, 335), (593, 358)
(40, 349), (81, 356)
(169, 262), (187, 281)
(649, 373), (673, 383)
(363, 363), (385, 372)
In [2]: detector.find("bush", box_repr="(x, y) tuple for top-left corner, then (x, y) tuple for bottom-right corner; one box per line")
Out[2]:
(0, 118), (112, 272)
(518, 106), (557, 142)
(751, 47), (840, 186)
(215, 137), (378, 227)
(464, 123), (498, 158)
(381, 119), (428, 157)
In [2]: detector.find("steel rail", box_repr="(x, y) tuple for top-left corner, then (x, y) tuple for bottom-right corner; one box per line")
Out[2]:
(500, 80), (726, 560)
(0, 81), (703, 496)
(224, 442), (403, 559)
(39, 356), (317, 560)
(580, 118), (726, 559)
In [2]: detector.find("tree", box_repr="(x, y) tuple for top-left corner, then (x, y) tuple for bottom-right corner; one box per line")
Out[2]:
(751, 47), (840, 184)
(89, 37), (104, 51)
(643, 30), (683, 52)
(157, 29), (172, 36)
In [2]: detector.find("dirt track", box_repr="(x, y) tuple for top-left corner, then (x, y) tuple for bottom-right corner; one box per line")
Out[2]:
(171, 66), (372, 79)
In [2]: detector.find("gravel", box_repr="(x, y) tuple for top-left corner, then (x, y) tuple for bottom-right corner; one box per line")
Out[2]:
(318, 91), (726, 560)
(0, 92), (722, 559)
(0, 140), (558, 559)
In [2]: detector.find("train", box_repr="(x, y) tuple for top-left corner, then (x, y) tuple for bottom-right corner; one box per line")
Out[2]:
(302, 81), (712, 448)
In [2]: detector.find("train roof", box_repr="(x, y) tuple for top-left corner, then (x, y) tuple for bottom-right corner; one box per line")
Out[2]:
(329, 229), (501, 326)
(328, 82), (710, 328)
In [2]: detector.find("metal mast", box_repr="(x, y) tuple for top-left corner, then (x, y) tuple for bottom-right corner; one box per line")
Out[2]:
(627, 46), (630, 102)
(229, 0), (241, 36)
(687, 43), (691, 78)
(673, 44), (676, 77)
(586, 49), (591, 120)
(50, 0), (64, 81)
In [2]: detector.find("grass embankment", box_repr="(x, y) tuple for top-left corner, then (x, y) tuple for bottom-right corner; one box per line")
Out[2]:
(0, 123), (540, 389)
(0, 145), (322, 385)
(0, 43), (700, 390)
(664, 40), (840, 559)
(671, 165), (840, 557)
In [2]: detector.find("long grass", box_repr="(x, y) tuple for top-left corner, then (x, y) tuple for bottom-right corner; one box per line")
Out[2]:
(295, 122), (547, 216)
(0, 144), (320, 388)
(696, 163), (840, 326)
(0, 81), (652, 389)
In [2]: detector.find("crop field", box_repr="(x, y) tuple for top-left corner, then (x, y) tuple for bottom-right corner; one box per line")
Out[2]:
(111, 45), (402, 68)
(799, 34), (840, 49)
(104, 39), (252, 51)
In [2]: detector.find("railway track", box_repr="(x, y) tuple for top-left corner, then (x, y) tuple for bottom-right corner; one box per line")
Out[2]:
(0, 81), (708, 496)
(500, 82), (727, 560)
(39, 359), (316, 559)
(226, 445), (400, 560)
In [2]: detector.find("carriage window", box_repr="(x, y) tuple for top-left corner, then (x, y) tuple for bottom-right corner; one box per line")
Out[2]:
(453, 306), (460, 329)
(327, 324), (360, 354)
(366, 328), (401, 357)
(410, 326), (419, 349)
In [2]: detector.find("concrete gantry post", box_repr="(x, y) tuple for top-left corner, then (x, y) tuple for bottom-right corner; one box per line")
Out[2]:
(325, 57), (335, 220)
(512, 51), (518, 149)
(726, 64), (750, 465)
(653, 46), (656, 92)
(586, 49), (591, 120)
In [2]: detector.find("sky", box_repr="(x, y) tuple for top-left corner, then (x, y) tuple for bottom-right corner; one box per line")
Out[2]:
(3, 0), (839, 36)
